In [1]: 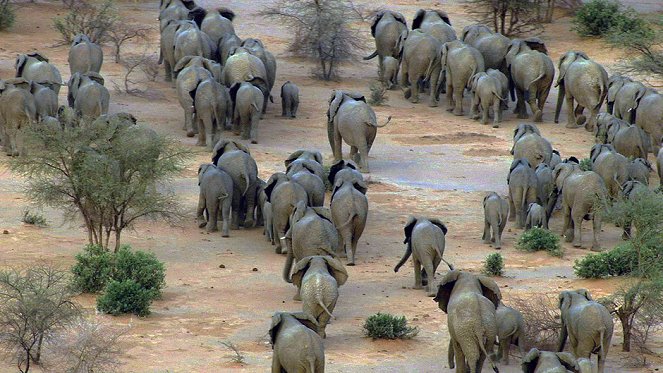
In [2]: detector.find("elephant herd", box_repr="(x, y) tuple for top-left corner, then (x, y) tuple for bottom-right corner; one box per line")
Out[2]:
(159, 0), (299, 146)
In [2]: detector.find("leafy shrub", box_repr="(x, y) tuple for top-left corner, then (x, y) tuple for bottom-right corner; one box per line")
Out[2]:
(0, 2), (16, 31)
(483, 253), (504, 276)
(96, 280), (153, 317)
(53, 0), (117, 44)
(368, 81), (387, 106)
(579, 157), (593, 171)
(72, 245), (115, 292)
(516, 227), (563, 257)
(363, 313), (418, 339)
(22, 210), (47, 226)
(113, 246), (165, 298)
(573, 0), (646, 37)
(574, 243), (642, 278)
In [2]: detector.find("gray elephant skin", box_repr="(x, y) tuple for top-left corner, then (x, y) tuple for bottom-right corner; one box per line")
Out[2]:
(412, 9), (456, 44)
(461, 24), (510, 74)
(394, 216), (452, 297)
(632, 89), (663, 154)
(265, 172), (308, 254)
(469, 71), (506, 127)
(441, 40), (485, 116)
(327, 90), (390, 173)
(69, 34), (103, 74)
(174, 21), (215, 70)
(606, 74), (646, 123)
(364, 10), (407, 84)
(0, 78), (37, 156)
(197, 163), (233, 237)
(269, 312), (324, 373)
(382, 56), (400, 90)
(15, 52), (62, 94)
(590, 144), (628, 199)
(434, 270), (501, 373)
(508, 159), (538, 229)
(627, 158), (651, 186)
(242, 38), (277, 111)
(522, 348), (591, 373)
(331, 178), (368, 266)
(286, 160), (326, 207)
(281, 81), (300, 118)
(68, 72), (110, 120)
(495, 301), (525, 365)
(482, 192), (509, 249)
(292, 255), (348, 339)
(535, 163), (554, 209)
(557, 290), (613, 373)
(194, 77), (231, 147)
(400, 30), (442, 107)
(657, 147), (663, 184)
(229, 81), (264, 143)
(285, 150), (325, 183)
(200, 7), (236, 53)
(30, 81), (58, 121)
(525, 202), (547, 230)
(512, 123), (553, 168)
(222, 47), (270, 110)
(174, 56), (221, 137)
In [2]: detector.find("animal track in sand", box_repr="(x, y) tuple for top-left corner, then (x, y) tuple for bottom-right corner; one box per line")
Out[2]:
(393, 132), (500, 146)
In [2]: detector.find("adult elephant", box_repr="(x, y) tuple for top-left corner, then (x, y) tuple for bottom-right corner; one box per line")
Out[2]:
(229, 81), (265, 144)
(173, 21), (216, 69)
(511, 123), (553, 168)
(222, 47), (270, 112)
(412, 9), (456, 44)
(606, 75), (646, 123)
(218, 33), (242, 65)
(161, 20), (198, 82)
(508, 159), (538, 229)
(554, 51), (608, 131)
(264, 173), (308, 254)
(242, 38), (277, 107)
(212, 145), (259, 230)
(400, 30), (442, 106)
(69, 34), (103, 74)
(15, 53), (62, 94)
(200, 7), (236, 51)
(331, 178), (368, 266)
(327, 90), (390, 173)
(30, 81), (58, 121)
(0, 78), (36, 156)
(505, 39), (554, 122)
(440, 40), (485, 116)
(364, 10), (407, 83)
(461, 25), (511, 75)
(67, 72), (110, 120)
(286, 160), (326, 207)
(590, 145), (629, 199)
(174, 56), (222, 137)
(632, 89), (663, 154)
(193, 77), (231, 148)
(158, 0), (201, 31)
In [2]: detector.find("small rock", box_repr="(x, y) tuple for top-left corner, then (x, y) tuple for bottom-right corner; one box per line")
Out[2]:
(2, 230), (8, 234)
(219, 264), (225, 269)
(423, 314), (430, 318)
(413, 317), (419, 321)
(252, 267), (258, 272)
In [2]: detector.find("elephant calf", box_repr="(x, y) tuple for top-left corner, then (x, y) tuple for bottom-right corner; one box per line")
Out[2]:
(627, 158), (652, 185)
(269, 312), (325, 373)
(194, 78), (231, 148)
(468, 71), (506, 128)
(330, 178), (368, 266)
(522, 348), (592, 373)
(68, 72), (109, 120)
(394, 216), (453, 296)
(495, 301), (525, 365)
(196, 164), (233, 237)
(229, 81), (264, 144)
(525, 202), (547, 230)
(281, 81), (299, 118)
(292, 256), (348, 339)
(382, 56), (399, 90)
(482, 192), (509, 249)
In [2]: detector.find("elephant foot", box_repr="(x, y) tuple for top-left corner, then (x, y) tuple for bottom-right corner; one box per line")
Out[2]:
(197, 219), (207, 228)
(186, 130), (196, 138)
(591, 244), (603, 252)
(428, 100), (439, 108)
(231, 222), (240, 230)
(206, 225), (218, 233)
(427, 291), (436, 297)
(573, 242), (583, 248)
(275, 246), (282, 254)
(533, 110), (543, 122)
(564, 234), (573, 243)
(492, 123), (500, 128)
(221, 231), (229, 238)
(403, 88), (412, 99)
(347, 260), (355, 266)
(576, 115), (587, 126)
(244, 219), (255, 228)
(494, 246), (501, 250)
(195, 140), (205, 147)
(482, 239), (491, 244)
(565, 123), (579, 129)
(409, 97), (420, 104)
(453, 109), (463, 116)
(517, 113), (529, 119)
(470, 114), (480, 120)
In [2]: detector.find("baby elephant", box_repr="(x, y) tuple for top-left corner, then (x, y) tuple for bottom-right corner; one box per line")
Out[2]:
(269, 312), (325, 372)
(469, 71), (507, 128)
(292, 256), (348, 339)
(382, 56), (399, 90)
(495, 301), (525, 365)
(482, 192), (509, 249)
(522, 348), (592, 373)
(525, 202), (547, 230)
(394, 216), (454, 297)
(281, 81), (299, 118)
(196, 163), (234, 237)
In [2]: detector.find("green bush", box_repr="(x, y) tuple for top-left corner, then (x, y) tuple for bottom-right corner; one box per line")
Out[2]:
(96, 279), (153, 316)
(0, 3), (15, 31)
(113, 246), (165, 298)
(483, 253), (504, 276)
(574, 243), (647, 278)
(573, 0), (647, 37)
(363, 313), (418, 340)
(71, 245), (115, 293)
(579, 157), (593, 171)
(516, 227), (563, 257)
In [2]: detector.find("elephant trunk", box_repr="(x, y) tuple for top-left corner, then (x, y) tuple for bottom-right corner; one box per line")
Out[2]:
(363, 50), (379, 60)
(394, 244), (412, 272)
(282, 248), (295, 283)
(554, 82), (565, 124)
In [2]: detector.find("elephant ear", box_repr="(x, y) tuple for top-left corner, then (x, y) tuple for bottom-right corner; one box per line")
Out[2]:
(576, 288), (593, 301)
(323, 256), (348, 286)
(393, 11), (407, 27)
(291, 256), (314, 288)
(327, 90), (345, 124)
(285, 150), (305, 168)
(72, 34), (87, 46)
(68, 73), (82, 106)
(478, 275), (501, 307)
(290, 200), (307, 225)
(327, 159), (347, 185)
(505, 39), (523, 70)
(188, 6), (206, 27)
(428, 218), (448, 235)
(268, 312), (284, 347)
(211, 139), (231, 164)
(312, 151), (323, 165)
(301, 159), (320, 175)
(433, 10), (452, 25)
(28, 52), (49, 62)
(173, 56), (195, 74)
(311, 206), (333, 224)
(557, 51), (582, 86)
(85, 72), (105, 86)
(521, 348), (541, 373)
(15, 55), (27, 77)
(412, 9), (426, 30)
(434, 270), (461, 313)
(269, 312), (319, 347)
(559, 291), (573, 312)
(395, 30), (407, 61)
(331, 177), (345, 202)
(264, 172), (286, 202)
(632, 86), (648, 110)
(607, 77), (625, 104)
(216, 7), (235, 21)
(556, 352), (580, 372)
(352, 179), (368, 195)
(370, 10), (385, 37)
(524, 37), (547, 54)
(403, 216), (417, 245)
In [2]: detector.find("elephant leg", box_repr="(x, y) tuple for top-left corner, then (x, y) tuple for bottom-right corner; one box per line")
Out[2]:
(422, 258), (436, 297)
(413, 257), (423, 289)
(481, 102), (490, 125)
(452, 86), (464, 116)
(196, 193), (207, 228)
(244, 185), (256, 228)
(482, 220), (491, 244)
(164, 59), (172, 82)
(446, 81), (454, 112)
(428, 68), (440, 107)
(232, 109), (241, 135)
(317, 298), (336, 339)
(515, 88), (529, 119)
(508, 194), (516, 222)
(409, 73), (420, 104)
(281, 96), (287, 117)
(357, 142), (370, 173)
(586, 106), (600, 132)
(348, 233), (358, 266)
(249, 111), (259, 144)
(564, 91), (578, 128)
(492, 99), (502, 128)
(453, 340), (467, 373)
(221, 197), (231, 237)
(205, 196), (219, 232)
(572, 208), (584, 248)
(291, 101), (298, 118)
(469, 94), (480, 120)
(592, 215), (602, 251)
(378, 55), (385, 82)
(349, 146), (359, 164)
(271, 352), (282, 373)
(401, 60), (410, 97)
(231, 190), (241, 230)
(528, 87), (543, 122)
(562, 204), (573, 242)
(196, 114), (207, 147)
(333, 124), (343, 162)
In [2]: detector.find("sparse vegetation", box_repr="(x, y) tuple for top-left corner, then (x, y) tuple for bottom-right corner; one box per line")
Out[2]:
(96, 279), (154, 317)
(574, 243), (638, 278)
(516, 227), (563, 257)
(363, 313), (418, 340)
(221, 341), (246, 365)
(0, 0), (16, 31)
(579, 157), (593, 171)
(113, 52), (163, 98)
(368, 81), (388, 106)
(483, 252), (504, 276)
(53, 0), (118, 44)
(106, 22), (151, 63)
(510, 295), (561, 350)
(572, 0), (646, 37)
(464, 0), (554, 36)
(22, 210), (47, 226)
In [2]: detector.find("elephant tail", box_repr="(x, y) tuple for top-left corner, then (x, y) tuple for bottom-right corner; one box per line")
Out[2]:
(394, 244), (412, 272)
(241, 158), (251, 196)
(282, 248), (295, 283)
(335, 212), (356, 231)
(524, 72), (545, 102)
(598, 327), (606, 361)
(363, 50), (379, 60)
(217, 192), (229, 200)
(371, 116), (392, 128)
(475, 328), (500, 373)
(554, 81), (565, 124)
(306, 357), (316, 373)
(432, 236), (454, 270)
(317, 293), (336, 320)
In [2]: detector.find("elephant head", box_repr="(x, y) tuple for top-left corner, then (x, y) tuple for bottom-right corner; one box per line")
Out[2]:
(85, 72), (105, 86)
(5, 77), (30, 90)
(173, 55), (203, 76)
(403, 216), (447, 246)
(510, 123), (541, 154)
(559, 289), (593, 316)
(291, 255), (348, 288)
(606, 74), (632, 106)
(552, 160), (581, 191)
(505, 39), (531, 71)
(370, 10), (407, 37)
(269, 312), (319, 348)
(264, 172), (290, 202)
(460, 24), (492, 43)
(468, 72), (487, 93)
(327, 159), (357, 186)
(213, 7), (235, 21)
(187, 6), (206, 27)
(522, 348), (580, 373)
(286, 159), (321, 176)
(327, 90), (365, 125)
(197, 163), (216, 185)
(412, 9), (451, 29)
(523, 37), (547, 54)
(556, 51), (590, 87)
(433, 270), (501, 313)
(589, 143), (615, 163)
(211, 139), (250, 164)
(285, 150), (323, 168)
(72, 34), (92, 46)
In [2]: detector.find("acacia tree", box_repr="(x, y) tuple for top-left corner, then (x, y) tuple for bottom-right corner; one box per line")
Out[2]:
(260, 0), (366, 80)
(10, 116), (189, 252)
(464, 0), (554, 36)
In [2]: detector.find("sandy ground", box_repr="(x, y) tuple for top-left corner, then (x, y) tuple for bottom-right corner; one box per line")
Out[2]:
(0, 0), (662, 372)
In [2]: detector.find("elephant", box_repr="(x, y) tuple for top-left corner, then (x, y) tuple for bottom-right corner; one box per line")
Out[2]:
(658, 147), (663, 184)
(393, 216), (453, 297)
(632, 89), (663, 154)
(218, 33), (242, 65)
(285, 150), (325, 182)
(535, 163), (554, 208)
(174, 56), (221, 136)
(440, 40), (485, 116)
(158, 0), (201, 31)
(434, 270), (501, 373)
(327, 90), (390, 173)
(330, 178), (368, 266)
(222, 47), (270, 109)
(627, 158), (651, 185)
(607, 75), (646, 123)
(508, 159), (539, 229)
(200, 7), (235, 52)
(173, 21), (216, 70)
(264, 173), (308, 254)
(196, 163), (233, 237)
(552, 160), (607, 250)
(15, 53), (62, 94)
(554, 51), (608, 131)
(269, 312), (325, 373)
(212, 145), (258, 230)
(229, 81), (264, 143)
(160, 19), (194, 83)
(487, 68), (509, 110)
(382, 56), (400, 90)
(292, 255), (348, 339)
(557, 290), (613, 373)
(468, 72), (506, 127)
(505, 39), (554, 122)
(281, 81), (300, 118)
(286, 160), (326, 207)
(605, 74), (630, 114)
(522, 348), (590, 373)
(211, 138), (251, 158)
(327, 160), (366, 192)
(495, 301), (525, 365)
(605, 117), (648, 159)
(525, 202), (547, 230)
(0, 78), (36, 156)
(364, 10), (407, 83)
(400, 30), (443, 107)
(511, 123), (553, 168)
(594, 112), (621, 144)
(482, 192), (509, 250)
(590, 145), (629, 199)
(461, 25), (511, 72)
(30, 81), (58, 121)
(620, 180), (648, 239)
(588, 143), (614, 164)
(67, 72), (109, 120)
(412, 9), (456, 44)
(550, 150), (562, 170)
(242, 38), (277, 109)
(193, 77), (231, 148)
(68, 34), (103, 75)
(263, 200), (274, 243)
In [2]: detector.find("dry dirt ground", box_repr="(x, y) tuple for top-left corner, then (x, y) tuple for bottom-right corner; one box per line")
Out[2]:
(0, 0), (662, 372)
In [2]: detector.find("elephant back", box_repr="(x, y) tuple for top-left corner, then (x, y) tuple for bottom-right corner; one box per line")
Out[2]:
(223, 52), (267, 86)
